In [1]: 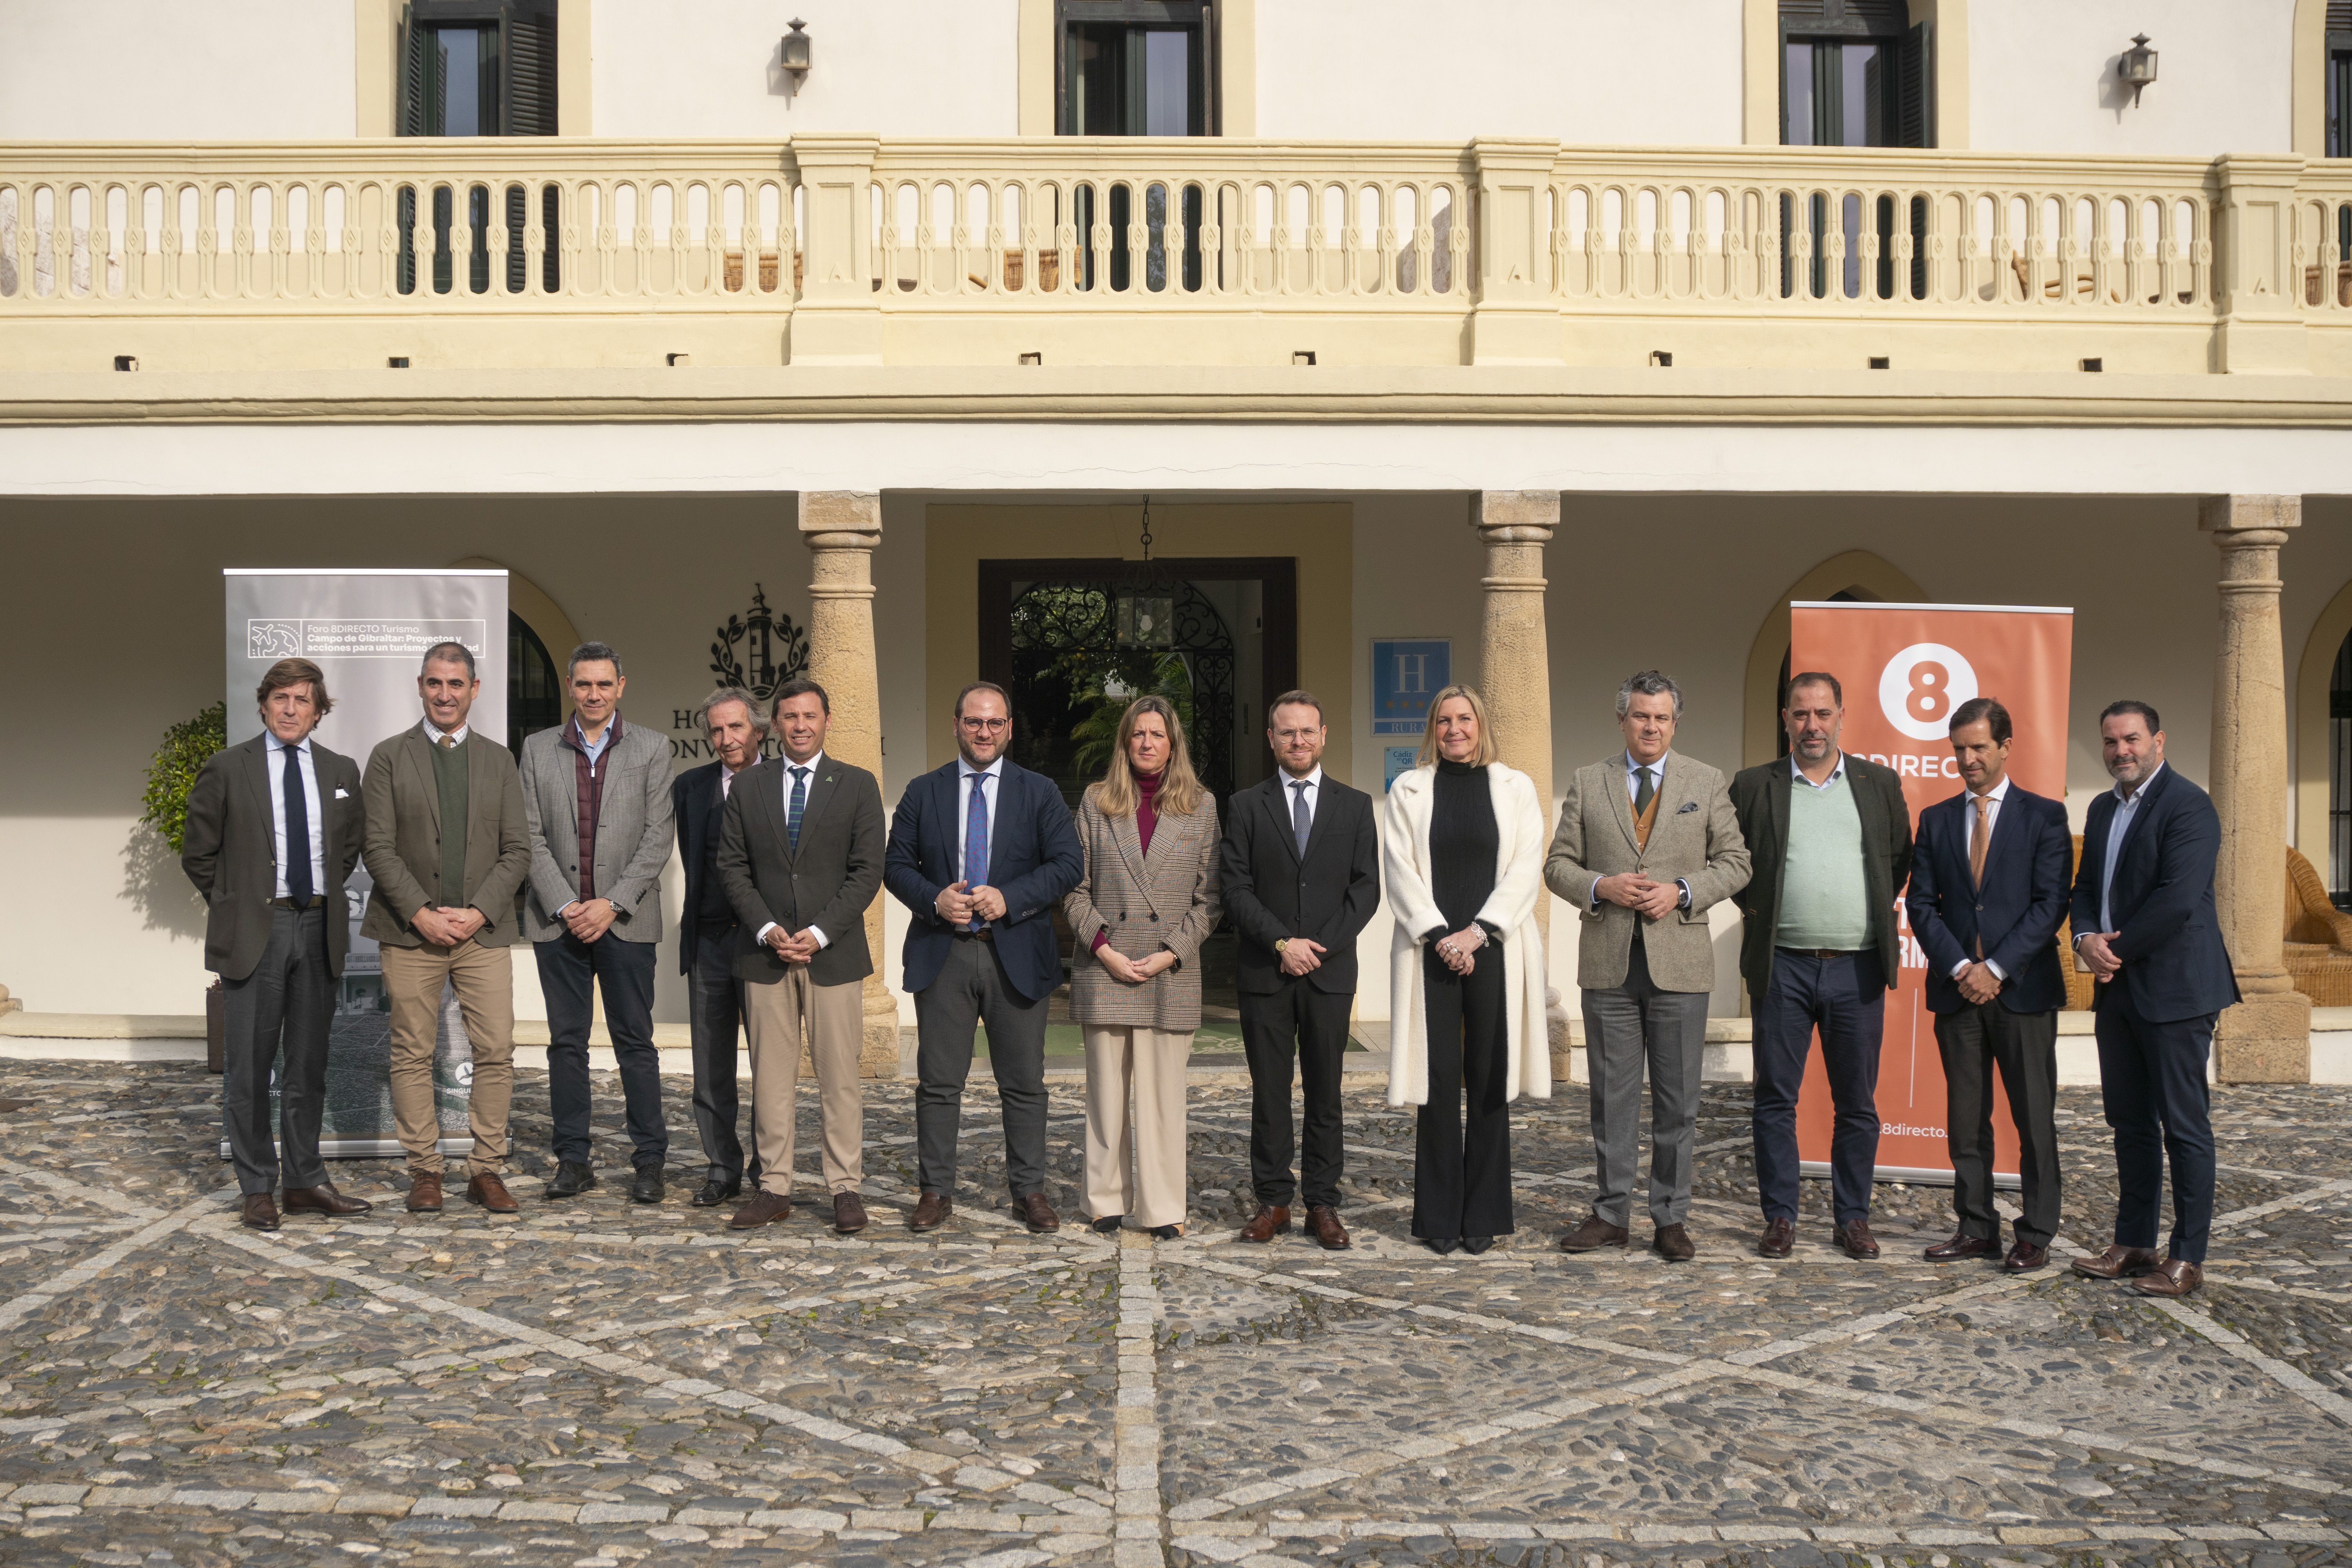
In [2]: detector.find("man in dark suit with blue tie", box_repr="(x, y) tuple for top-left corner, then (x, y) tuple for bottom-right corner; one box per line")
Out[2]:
(2068, 700), (2239, 1300)
(884, 681), (1085, 1233)
(1905, 697), (2071, 1274)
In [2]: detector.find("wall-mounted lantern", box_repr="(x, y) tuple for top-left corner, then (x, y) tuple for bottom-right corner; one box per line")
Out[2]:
(782, 19), (811, 84)
(2119, 33), (2158, 108)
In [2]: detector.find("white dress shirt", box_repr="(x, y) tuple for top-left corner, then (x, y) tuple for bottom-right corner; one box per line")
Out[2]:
(1591, 751), (1692, 910)
(264, 733), (327, 900)
(1277, 765), (1324, 832)
(756, 749), (831, 950)
(2097, 762), (2165, 936)
(1949, 775), (2011, 980)
(956, 756), (1005, 884)
(1791, 751), (1847, 791)
(421, 717), (470, 747)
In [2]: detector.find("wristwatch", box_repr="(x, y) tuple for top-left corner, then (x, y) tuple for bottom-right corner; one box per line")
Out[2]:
(1274, 938), (1290, 953)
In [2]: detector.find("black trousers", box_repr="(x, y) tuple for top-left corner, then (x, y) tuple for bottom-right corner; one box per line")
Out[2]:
(1752, 948), (1885, 1226)
(686, 923), (758, 1186)
(1238, 976), (1353, 1209)
(221, 904), (332, 1195)
(2096, 989), (2218, 1264)
(1413, 943), (1514, 1240)
(913, 934), (1051, 1198)
(535, 933), (666, 1170)
(1934, 1000), (2061, 1246)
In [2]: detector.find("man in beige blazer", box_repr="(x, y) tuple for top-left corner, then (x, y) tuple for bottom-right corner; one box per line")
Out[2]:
(1543, 671), (1749, 1261)
(361, 641), (532, 1215)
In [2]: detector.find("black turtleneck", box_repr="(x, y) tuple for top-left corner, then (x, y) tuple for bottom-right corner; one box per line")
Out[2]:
(1428, 759), (1498, 938)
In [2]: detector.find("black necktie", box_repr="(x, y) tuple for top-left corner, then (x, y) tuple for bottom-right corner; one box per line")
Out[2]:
(282, 742), (314, 905)
(1633, 766), (1655, 816)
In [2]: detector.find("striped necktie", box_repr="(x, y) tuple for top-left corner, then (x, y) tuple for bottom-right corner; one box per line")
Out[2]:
(787, 766), (809, 853)
(962, 772), (989, 930)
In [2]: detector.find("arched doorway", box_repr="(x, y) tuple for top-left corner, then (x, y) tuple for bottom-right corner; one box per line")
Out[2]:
(1743, 550), (1928, 765)
(509, 612), (563, 756)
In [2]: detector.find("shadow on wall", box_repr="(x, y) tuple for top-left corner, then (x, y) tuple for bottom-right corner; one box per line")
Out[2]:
(2097, 53), (2138, 120)
(122, 823), (204, 943)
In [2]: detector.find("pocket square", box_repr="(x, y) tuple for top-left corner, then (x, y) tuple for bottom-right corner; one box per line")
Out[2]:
(1675, 800), (1699, 813)
(335, 788), (351, 799)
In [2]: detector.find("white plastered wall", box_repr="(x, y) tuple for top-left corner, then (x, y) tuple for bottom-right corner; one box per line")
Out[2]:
(1967, 0), (2294, 156)
(0, 0), (357, 139)
(591, 0), (1019, 138)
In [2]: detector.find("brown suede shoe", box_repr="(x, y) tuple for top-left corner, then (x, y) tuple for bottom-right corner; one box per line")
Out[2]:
(241, 1193), (280, 1232)
(2071, 1243), (2161, 1280)
(1652, 1223), (1696, 1262)
(2129, 1258), (2202, 1298)
(1757, 1217), (1794, 1258)
(1558, 1215), (1630, 1254)
(465, 1172), (519, 1214)
(283, 1182), (373, 1217)
(2001, 1240), (2050, 1274)
(1240, 1205), (1292, 1243)
(1019, 1191), (1061, 1233)
(833, 1191), (870, 1234)
(729, 1190), (793, 1230)
(909, 1190), (953, 1232)
(1305, 1205), (1351, 1250)
(1833, 1219), (1880, 1260)
(1922, 1232), (1998, 1261)
(405, 1174), (444, 1214)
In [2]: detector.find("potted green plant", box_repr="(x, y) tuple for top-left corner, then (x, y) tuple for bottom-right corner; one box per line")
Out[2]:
(138, 703), (227, 1071)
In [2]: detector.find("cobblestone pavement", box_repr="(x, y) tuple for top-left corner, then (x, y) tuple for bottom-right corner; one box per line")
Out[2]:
(1, 1061), (2347, 1568)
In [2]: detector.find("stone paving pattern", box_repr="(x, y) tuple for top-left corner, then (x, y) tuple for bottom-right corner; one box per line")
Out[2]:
(0, 1060), (2347, 1568)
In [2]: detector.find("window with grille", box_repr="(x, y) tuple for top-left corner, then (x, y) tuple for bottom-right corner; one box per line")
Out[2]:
(1057, 0), (1216, 136)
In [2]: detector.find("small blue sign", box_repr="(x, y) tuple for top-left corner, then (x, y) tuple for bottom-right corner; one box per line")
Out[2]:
(1371, 638), (1450, 736)
(1383, 746), (1420, 791)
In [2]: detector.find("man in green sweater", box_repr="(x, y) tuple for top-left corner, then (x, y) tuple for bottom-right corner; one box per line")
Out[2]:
(1728, 671), (1913, 1262)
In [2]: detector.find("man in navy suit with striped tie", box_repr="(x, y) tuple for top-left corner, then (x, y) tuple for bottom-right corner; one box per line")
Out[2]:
(884, 681), (1084, 1234)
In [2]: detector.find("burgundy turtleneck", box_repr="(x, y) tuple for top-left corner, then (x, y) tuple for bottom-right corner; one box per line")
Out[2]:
(1092, 770), (1164, 953)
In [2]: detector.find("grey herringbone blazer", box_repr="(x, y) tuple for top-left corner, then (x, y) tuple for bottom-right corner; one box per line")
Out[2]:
(518, 717), (675, 944)
(1064, 789), (1223, 1032)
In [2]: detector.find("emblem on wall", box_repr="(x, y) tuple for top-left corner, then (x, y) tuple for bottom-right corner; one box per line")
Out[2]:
(710, 584), (810, 700)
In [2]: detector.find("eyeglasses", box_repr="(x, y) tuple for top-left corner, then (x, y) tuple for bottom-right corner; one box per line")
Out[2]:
(1271, 727), (1322, 742)
(959, 717), (1011, 733)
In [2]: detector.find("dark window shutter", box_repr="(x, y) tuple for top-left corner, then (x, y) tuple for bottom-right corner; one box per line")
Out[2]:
(1900, 21), (1933, 148)
(398, 4), (433, 137)
(505, 1), (557, 136)
(2331, 0), (2352, 30)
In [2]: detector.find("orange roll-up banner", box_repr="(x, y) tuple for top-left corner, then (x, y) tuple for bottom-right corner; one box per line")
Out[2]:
(1788, 602), (2074, 1183)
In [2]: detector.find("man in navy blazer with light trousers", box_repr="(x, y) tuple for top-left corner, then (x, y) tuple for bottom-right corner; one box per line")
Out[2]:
(884, 680), (1084, 1234)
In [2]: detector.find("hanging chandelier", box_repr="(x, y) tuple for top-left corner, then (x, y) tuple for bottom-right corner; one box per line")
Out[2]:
(1112, 494), (1174, 649)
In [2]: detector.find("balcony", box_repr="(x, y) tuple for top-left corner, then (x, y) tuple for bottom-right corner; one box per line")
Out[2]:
(2, 137), (2349, 382)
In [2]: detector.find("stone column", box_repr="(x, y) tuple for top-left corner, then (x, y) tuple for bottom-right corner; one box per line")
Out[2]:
(800, 491), (901, 1078)
(2202, 494), (2310, 1083)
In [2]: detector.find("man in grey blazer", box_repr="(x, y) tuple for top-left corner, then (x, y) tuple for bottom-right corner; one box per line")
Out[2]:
(716, 677), (887, 1234)
(519, 641), (676, 1203)
(1544, 671), (1749, 1261)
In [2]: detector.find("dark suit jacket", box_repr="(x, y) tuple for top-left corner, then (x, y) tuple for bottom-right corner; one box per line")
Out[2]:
(2069, 764), (2241, 1023)
(359, 726), (532, 948)
(717, 754), (887, 989)
(181, 732), (364, 981)
(1906, 783), (2071, 1014)
(884, 758), (1084, 1004)
(672, 760), (730, 975)
(1728, 753), (1913, 1000)
(1217, 771), (1380, 996)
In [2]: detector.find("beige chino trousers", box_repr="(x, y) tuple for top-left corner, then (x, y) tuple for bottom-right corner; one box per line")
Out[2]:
(1082, 1025), (1192, 1229)
(380, 938), (514, 1177)
(741, 964), (865, 1198)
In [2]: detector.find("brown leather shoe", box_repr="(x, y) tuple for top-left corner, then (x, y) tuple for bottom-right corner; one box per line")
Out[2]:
(1834, 1219), (1880, 1260)
(283, 1182), (373, 1217)
(1305, 1205), (1350, 1250)
(833, 1191), (869, 1234)
(465, 1172), (519, 1214)
(1018, 1191), (1061, 1233)
(405, 1174), (443, 1213)
(1240, 1204), (1292, 1243)
(2001, 1240), (2050, 1274)
(241, 1193), (280, 1232)
(909, 1190), (953, 1232)
(2071, 1243), (2161, 1280)
(729, 1190), (793, 1230)
(1559, 1215), (1630, 1254)
(2130, 1258), (2202, 1298)
(1923, 1232), (1998, 1261)
(1757, 1217), (1793, 1258)
(1652, 1223), (1695, 1262)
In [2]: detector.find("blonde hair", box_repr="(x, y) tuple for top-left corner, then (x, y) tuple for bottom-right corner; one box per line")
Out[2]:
(1090, 695), (1206, 819)
(1413, 683), (1501, 768)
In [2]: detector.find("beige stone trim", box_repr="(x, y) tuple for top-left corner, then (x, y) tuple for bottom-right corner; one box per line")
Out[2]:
(355, 0), (399, 138)
(2294, 0), (2329, 160)
(558, 0), (593, 136)
(1742, 0), (1778, 146)
(1218, 0), (1256, 138)
(1018, 0), (1054, 136)
(1913, 0), (1968, 150)
(1472, 492), (1556, 950)
(1741, 550), (1927, 768)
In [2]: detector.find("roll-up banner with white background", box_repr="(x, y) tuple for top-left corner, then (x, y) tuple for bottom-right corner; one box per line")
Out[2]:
(222, 568), (508, 1159)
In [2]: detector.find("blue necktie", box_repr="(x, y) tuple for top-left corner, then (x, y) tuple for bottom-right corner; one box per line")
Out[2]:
(281, 741), (313, 906)
(1291, 779), (1312, 858)
(962, 772), (989, 930)
(786, 765), (809, 853)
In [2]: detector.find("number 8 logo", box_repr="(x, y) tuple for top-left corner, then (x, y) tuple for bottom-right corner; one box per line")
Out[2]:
(1878, 642), (1980, 742)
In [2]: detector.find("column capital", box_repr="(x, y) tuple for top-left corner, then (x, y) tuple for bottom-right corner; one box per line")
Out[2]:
(799, 490), (883, 549)
(1470, 490), (1559, 542)
(2200, 494), (2302, 543)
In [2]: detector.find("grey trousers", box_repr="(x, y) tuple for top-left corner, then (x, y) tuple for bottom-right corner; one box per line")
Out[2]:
(1579, 935), (1709, 1228)
(912, 935), (1051, 1198)
(221, 904), (332, 1195)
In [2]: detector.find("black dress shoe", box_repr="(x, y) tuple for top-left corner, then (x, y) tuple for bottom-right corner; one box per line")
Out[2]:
(1091, 1214), (1124, 1234)
(544, 1160), (598, 1200)
(1148, 1223), (1181, 1241)
(1461, 1235), (1495, 1255)
(1922, 1232), (2000, 1262)
(1423, 1236), (1459, 1256)
(691, 1178), (742, 1209)
(630, 1167), (666, 1205)
(2001, 1240), (2051, 1273)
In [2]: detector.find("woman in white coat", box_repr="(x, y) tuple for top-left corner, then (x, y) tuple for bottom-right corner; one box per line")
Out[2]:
(1382, 684), (1550, 1253)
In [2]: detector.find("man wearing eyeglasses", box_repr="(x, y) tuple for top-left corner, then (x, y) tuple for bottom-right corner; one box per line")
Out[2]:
(883, 681), (1084, 1234)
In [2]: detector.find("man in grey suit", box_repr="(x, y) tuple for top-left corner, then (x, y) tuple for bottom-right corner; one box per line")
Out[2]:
(360, 641), (532, 1216)
(519, 641), (676, 1204)
(716, 677), (886, 1234)
(1544, 671), (1749, 1261)
(181, 658), (374, 1231)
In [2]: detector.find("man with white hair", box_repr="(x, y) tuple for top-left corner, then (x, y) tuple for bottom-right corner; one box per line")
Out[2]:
(672, 686), (769, 1208)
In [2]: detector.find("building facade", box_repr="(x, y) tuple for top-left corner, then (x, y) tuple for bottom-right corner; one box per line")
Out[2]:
(5, 0), (2352, 1082)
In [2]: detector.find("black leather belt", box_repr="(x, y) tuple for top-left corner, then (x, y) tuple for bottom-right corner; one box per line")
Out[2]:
(952, 927), (995, 943)
(270, 896), (325, 910)
(1778, 946), (1860, 960)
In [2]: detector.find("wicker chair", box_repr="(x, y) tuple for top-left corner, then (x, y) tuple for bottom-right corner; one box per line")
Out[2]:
(2282, 845), (2352, 1007)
